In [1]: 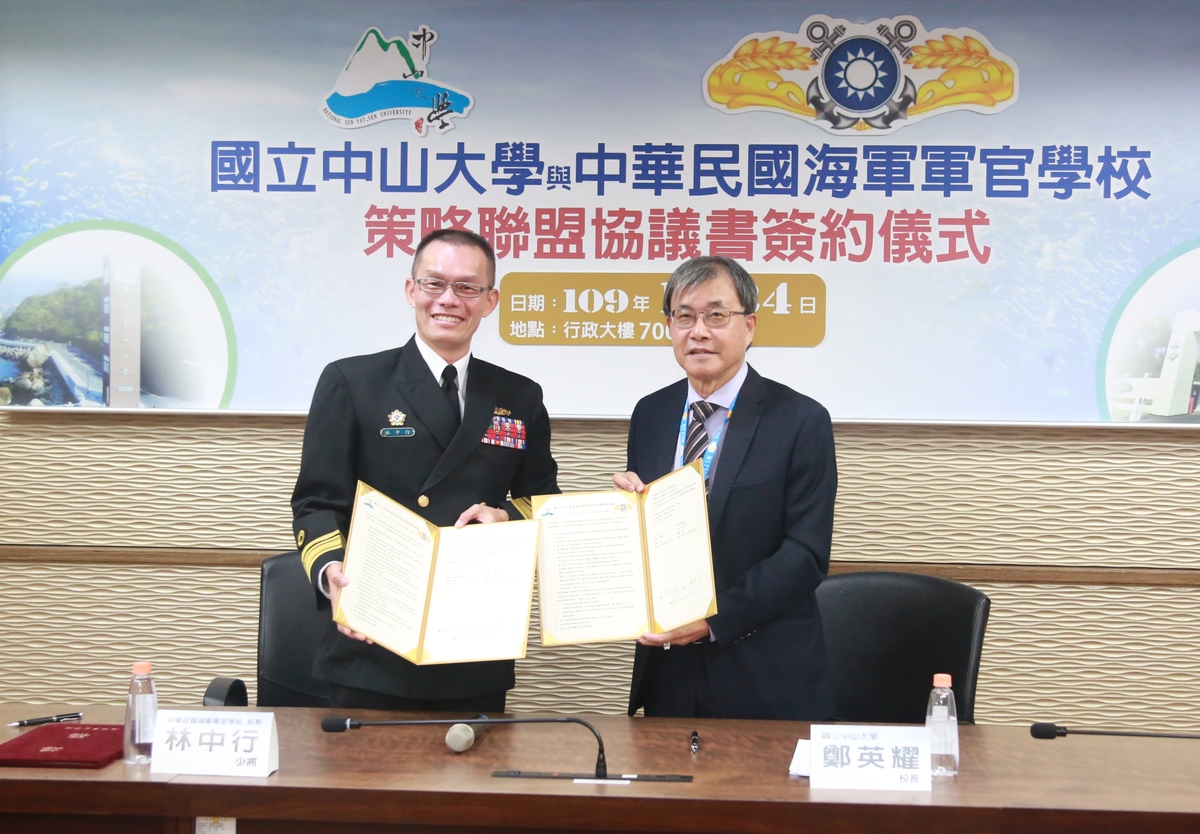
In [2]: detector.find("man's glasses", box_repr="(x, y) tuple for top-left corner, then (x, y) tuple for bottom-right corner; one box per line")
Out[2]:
(413, 277), (492, 298)
(668, 307), (749, 329)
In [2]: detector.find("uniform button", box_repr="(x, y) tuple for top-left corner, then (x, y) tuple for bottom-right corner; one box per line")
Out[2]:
(417, 495), (430, 508)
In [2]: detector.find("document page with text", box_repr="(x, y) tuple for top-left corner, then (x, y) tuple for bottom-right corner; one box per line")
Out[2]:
(642, 463), (717, 631)
(419, 519), (540, 663)
(534, 490), (649, 645)
(335, 482), (539, 664)
(335, 483), (436, 660)
(533, 460), (715, 646)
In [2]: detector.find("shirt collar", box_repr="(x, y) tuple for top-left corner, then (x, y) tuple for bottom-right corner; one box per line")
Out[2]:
(414, 335), (471, 392)
(686, 361), (748, 411)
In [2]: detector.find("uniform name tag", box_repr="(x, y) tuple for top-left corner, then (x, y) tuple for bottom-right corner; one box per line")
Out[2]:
(381, 428), (416, 438)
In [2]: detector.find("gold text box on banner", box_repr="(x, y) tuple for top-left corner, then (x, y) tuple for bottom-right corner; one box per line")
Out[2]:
(498, 272), (826, 347)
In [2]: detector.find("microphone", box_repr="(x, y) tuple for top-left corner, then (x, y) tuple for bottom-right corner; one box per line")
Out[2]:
(1030, 722), (1067, 739)
(446, 715), (490, 752)
(1031, 722), (1200, 741)
(321, 715), (361, 733)
(321, 714), (608, 778)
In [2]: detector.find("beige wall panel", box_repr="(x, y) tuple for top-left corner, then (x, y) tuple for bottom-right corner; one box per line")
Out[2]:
(0, 412), (302, 550)
(513, 602), (633, 714)
(832, 424), (1200, 568)
(0, 414), (629, 549)
(3, 414), (1199, 569)
(973, 582), (1200, 732)
(8, 566), (1200, 731)
(0, 559), (634, 713)
(0, 563), (259, 707)
(3, 412), (1200, 725)
(545, 418), (630, 492)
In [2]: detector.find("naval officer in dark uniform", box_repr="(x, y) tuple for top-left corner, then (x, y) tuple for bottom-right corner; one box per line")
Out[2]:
(291, 228), (559, 712)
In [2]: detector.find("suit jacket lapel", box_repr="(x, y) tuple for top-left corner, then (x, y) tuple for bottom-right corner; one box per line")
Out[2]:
(424, 356), (497, 491)
(394, 336), (458, 451)
(706, 365), (766, 528)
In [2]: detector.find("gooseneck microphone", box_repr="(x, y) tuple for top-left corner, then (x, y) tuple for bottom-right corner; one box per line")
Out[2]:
(1031, 722), (1200, 741)
(321, 714), (608, 778)
(321, 716), (362, 732)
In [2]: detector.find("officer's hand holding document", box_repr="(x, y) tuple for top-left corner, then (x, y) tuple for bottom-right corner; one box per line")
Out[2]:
(333, 481), (540, 665)
(533, 460), (717, 646)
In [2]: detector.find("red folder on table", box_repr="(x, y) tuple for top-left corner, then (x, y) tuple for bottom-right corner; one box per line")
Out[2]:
(0, 723), (124, 768)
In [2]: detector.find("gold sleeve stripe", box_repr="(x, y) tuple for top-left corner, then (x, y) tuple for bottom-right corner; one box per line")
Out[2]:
(300, 531), (346, 578)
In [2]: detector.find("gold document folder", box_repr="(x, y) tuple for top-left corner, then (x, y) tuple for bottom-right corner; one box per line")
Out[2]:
(533, 460), (717, 647)
(334, 482), (540, 665)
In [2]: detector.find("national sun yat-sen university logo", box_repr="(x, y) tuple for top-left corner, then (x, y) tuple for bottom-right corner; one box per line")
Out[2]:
(704, 14), (1017, 134)
(320, 25), (473, 135)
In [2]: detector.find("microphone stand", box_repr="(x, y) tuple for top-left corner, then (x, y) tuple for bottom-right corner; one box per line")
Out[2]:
(1031, 722), (1200, 741)
(323, 714), (692, 782)
(326, 715), (607, 778)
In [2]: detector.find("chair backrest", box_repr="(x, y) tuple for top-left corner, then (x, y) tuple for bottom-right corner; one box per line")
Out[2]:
(816, 571), (990, 724)
(257, 551), (332, 707)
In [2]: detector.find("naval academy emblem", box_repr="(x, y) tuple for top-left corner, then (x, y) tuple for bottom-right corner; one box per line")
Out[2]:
(703, 13), (1017, 135)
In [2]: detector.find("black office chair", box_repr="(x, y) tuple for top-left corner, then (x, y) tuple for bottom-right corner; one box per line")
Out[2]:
(816, 570), (990, 724)
(204, 551), (332, 707)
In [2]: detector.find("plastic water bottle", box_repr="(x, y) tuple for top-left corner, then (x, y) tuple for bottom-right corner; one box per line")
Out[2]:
(123, 661), (157, 765)
(925, 672), (959, 777)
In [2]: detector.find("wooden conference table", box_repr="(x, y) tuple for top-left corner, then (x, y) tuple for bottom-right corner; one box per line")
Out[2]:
(2, 703), (1199, 834)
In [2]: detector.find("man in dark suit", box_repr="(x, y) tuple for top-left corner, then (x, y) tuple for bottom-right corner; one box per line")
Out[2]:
(614, 256), (837, 720)
(292, 228), (558, 712)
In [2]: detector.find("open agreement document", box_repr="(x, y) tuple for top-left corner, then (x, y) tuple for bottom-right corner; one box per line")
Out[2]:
(334, 481), (540, 664)
(532, 460), (717, 646)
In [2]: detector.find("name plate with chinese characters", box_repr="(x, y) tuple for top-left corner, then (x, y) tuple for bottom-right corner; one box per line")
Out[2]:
(807, 724), (931, 791)
(150, 710), (279, 777)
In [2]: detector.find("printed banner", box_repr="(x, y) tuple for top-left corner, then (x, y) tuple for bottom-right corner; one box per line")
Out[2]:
(1, 1), (1197, 423)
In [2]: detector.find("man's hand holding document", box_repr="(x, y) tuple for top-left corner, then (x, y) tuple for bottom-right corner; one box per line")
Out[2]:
(333, 482), (541, 664)
(533, 460), (717, 646)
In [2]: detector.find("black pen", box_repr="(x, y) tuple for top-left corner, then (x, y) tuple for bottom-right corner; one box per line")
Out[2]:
(690, 730), (700, 754)
(7, 712), (83, 728)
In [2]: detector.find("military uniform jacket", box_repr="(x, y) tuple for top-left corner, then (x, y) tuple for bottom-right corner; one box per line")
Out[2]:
(291, 337), (559, 699)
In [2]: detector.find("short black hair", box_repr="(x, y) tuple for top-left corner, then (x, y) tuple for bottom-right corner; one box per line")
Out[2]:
(412, 228), (497, 287)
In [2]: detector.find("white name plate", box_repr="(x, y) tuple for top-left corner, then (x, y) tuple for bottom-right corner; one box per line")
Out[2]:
(150, 710), (279, 777)
(808, 724), (931, 791)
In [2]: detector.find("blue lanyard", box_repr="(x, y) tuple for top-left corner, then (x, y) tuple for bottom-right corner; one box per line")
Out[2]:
(676, 394), (738, 481)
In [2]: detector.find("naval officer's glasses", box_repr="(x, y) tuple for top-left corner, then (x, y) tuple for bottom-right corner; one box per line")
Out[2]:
(413, 277), (492, 298)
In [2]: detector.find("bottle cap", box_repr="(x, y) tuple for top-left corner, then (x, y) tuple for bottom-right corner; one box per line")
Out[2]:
(933, 673), (952, 688)
(132, 661), (153, 675)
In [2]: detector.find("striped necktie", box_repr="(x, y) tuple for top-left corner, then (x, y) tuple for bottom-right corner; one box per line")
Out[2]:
(683, 400), (717, 466)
